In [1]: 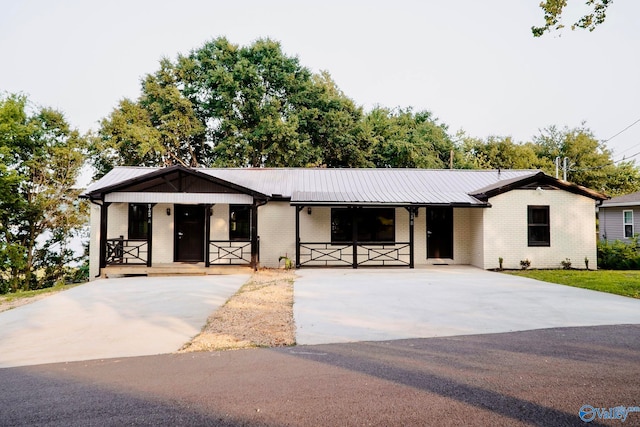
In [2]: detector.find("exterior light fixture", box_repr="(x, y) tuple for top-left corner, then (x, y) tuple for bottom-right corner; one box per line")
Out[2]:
(166, 207), (171, 216)
(307, 206), (312, 215)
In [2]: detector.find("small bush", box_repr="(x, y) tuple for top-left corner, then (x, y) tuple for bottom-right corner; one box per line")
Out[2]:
(597, 237), (640, 270)
(561, 258), (572, 269)
(520, 259), (531, 270)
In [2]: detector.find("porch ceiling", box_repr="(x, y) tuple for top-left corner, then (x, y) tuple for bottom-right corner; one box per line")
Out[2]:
(104, 192), (253, 204)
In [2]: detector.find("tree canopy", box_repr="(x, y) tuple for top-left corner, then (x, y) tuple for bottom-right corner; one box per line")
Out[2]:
(0, 93), (87, 292)
(90, 36), (639, 197)
(91, 37), (452, 177)
(533, 0), (613, 37)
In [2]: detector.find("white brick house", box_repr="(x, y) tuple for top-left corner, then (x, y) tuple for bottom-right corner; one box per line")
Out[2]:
(81, 166), (606, 278)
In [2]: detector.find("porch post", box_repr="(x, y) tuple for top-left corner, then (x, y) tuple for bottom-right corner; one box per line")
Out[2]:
(295, 206), (303, 268)
(409, 207), (415, 269)
(146, 203), (155, 267)
(251, 200), (259, 270)
(352, 206), (358, 269)
(99, 201), (111, 270)
(204, 204), (212, 267)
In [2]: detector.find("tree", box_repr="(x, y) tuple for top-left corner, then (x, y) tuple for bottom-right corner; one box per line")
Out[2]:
(532, 0), (612, 37)
(458, 135), (551, 170)
(0, 93), (87, 292)
(93, 37), (384, 175)
(364, 107), (453, 168)
(177, 37), (322, 168)
(532, 125), (640, 195)
(91, 60), (206, 178)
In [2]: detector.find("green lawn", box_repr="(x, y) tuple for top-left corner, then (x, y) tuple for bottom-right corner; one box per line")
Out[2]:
(505, 270), (640, 299)
(0, 283), (81, 303)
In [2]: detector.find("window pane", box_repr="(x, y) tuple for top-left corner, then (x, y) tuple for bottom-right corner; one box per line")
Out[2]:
(528, 205), (550, 246)
(229, 205), (251, 240)
(624, 211), (633, 224)
(625, 224), (634, 238)
(331, 209), (352, 243)
(331, 208), (395, 243)
(129, 204), (149, 239)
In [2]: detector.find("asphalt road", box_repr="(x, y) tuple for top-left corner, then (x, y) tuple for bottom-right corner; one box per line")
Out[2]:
(1, 324), (639, 426)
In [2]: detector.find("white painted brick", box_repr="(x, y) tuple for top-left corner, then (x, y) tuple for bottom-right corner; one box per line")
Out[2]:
(482, 189), (597, 270)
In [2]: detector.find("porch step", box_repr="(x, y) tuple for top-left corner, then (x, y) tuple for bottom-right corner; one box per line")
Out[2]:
(103, 264), (253, 278)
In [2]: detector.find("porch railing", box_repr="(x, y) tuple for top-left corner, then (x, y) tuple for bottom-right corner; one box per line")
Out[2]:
(105, 237), (148, 265)
(357, 242), (411, 267)
(208, 240), (252, 265)
(299, 242), (411, 267)
(299, 243), (353, 267)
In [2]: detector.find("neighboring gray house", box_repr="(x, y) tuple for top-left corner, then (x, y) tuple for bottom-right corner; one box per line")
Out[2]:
(599, 191), (640, 242)
(81, 166), (607, 278)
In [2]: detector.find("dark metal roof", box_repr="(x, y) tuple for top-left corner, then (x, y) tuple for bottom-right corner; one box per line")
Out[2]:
(470, 171), (607, 202)
(82, 166), (604, 205)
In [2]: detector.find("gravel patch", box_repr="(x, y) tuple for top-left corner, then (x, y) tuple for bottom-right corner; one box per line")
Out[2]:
(179, 269), (296, 352)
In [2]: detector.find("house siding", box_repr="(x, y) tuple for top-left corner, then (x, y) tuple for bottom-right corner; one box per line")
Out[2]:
(482, 189), (597, 269)
(599, 206), (639, 242)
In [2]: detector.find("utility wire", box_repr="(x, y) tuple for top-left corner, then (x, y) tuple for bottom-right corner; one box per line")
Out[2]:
(603, 117), (640, 143)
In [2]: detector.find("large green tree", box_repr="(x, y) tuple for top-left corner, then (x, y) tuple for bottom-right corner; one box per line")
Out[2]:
(533, 0), (613, 37)
(93, 37), (374, 175)
(533, 125), (640, 195)
(0, 94), (87, 292)
(458, 135), (551, 170)
(363, 107), (453, 168)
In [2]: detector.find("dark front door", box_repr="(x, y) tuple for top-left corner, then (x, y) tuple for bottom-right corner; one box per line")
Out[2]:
(427, 207), (453, 259)
(175, 204), (205, 262)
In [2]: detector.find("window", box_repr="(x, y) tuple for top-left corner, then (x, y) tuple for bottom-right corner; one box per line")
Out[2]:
(624, 210), (634, 238)
(331, 208), (395, 243)
(528, 205), (550, 247)
(128, 204), (149, 239)
(229, 205), (251, 240)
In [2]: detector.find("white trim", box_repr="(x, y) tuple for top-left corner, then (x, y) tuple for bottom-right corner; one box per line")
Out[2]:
(623, 209), (634, 238)
(104, 192), (253, 204)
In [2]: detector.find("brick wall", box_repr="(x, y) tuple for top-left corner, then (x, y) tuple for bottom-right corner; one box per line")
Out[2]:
(482, 189), (597, 270)
(258, 202), (296, 268)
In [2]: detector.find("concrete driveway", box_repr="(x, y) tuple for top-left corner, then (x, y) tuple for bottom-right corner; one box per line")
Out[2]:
(294, 266), (640, 345)
(0, 275), (248, 368)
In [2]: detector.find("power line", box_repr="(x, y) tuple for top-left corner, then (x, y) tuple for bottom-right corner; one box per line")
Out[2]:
(603, 117), (640, 143)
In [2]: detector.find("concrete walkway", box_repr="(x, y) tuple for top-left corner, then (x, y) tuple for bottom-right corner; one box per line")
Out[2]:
(0, 275), (248, 368)
(294, 266), (640, 345)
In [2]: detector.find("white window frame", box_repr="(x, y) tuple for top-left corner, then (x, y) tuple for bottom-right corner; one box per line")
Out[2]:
(623, 210), (634, 238)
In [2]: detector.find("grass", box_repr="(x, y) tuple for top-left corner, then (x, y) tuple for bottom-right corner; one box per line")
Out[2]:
(0, 283), (81, 303)
(505, 269), (640, 299)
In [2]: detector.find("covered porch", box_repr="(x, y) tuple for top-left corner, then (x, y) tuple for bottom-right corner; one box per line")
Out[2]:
(85, 166), (267, 278)
(294, 203), (431, 269)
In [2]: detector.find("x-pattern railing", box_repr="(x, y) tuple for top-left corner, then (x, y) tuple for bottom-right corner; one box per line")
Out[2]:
(209, 240), (252, 265)
(105, 238), (148, 265)
(299, 243), (353, 266)
(357, 243), (411, 266)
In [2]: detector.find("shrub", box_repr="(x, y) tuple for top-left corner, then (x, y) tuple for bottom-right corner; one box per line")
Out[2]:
(561, 258), (572, 269)
(520, 259), (531, 270)
(597, 237), (640, 270)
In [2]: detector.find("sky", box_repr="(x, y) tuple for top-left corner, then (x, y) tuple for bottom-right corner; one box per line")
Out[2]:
(2, 0), (640, 165)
